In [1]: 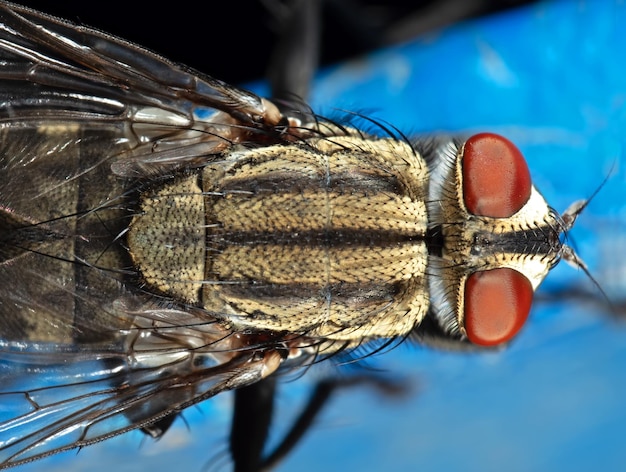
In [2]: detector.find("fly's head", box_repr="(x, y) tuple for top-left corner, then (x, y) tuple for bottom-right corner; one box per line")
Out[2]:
(428, 133), (586, 347)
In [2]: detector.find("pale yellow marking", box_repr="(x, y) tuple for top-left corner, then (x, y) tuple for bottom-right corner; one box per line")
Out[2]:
(129, 176), (205, 303)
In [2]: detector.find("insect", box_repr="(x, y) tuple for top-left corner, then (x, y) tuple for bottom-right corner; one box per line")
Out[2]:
(0, 1), (599, 471)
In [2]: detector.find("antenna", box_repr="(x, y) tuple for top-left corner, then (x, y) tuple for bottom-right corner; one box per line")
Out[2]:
(559, 169), (615, 312)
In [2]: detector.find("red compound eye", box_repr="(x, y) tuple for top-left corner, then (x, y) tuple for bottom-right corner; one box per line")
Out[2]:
(464, 268), (533, 346)
(462, 133), (532, 218)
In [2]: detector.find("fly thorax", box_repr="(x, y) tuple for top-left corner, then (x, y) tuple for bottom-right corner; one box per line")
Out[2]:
(129, 132), (432, 341)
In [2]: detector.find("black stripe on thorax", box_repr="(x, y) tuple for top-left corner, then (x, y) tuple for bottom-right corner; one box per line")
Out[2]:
(207, 229), (428, 248)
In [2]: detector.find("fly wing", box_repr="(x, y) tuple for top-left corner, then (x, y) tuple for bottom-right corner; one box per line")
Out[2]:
(0, 2), (287, 468)
(0, 1), (288, 177)
(0, 2), (277, 126)
(0, 0), (292, 347)
(0, 331), (277, 469)
(0, 0), (250, 348)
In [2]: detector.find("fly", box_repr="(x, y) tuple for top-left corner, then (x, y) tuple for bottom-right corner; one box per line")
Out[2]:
(0, 1), (589, 470)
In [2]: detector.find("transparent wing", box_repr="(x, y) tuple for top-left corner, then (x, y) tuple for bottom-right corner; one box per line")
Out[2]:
(0, 1), (292, 176)
(0, 0), (287, 349)
(0, 326), (279, 469)
(0, 2), (280, 125)
(0, 2), (290, 468)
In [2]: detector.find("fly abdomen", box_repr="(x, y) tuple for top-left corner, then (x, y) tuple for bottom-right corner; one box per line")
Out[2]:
(0, 123), (135, 344)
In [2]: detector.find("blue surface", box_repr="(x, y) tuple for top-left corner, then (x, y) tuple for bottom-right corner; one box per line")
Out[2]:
(18, 1), (626, 471)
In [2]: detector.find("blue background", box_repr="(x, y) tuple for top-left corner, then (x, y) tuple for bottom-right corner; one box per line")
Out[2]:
(21, 1), (626, 471)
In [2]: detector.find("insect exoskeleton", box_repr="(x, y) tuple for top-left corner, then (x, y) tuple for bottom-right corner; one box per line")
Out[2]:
(0, 2), (586, 469)
(128, 131), (430, 342)
(128, 125), (565, 349)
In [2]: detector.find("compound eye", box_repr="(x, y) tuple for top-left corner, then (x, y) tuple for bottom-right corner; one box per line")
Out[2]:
(463, 268), (533, 346)
(462, 133), (532, 218)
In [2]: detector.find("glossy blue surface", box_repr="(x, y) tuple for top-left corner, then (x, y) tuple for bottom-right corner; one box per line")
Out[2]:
(21, 1), (626, 471)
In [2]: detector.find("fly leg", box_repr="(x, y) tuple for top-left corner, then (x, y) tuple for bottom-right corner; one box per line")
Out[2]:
(229, 372), (410, 472)
(258, 375), (410, 471)
(266, 0), (321, 103)
(230, 378), (277, 472)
